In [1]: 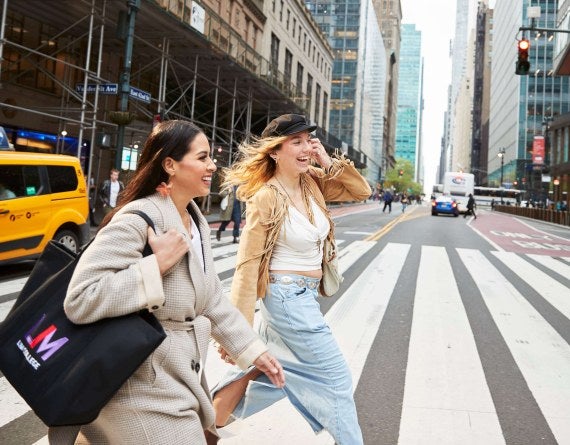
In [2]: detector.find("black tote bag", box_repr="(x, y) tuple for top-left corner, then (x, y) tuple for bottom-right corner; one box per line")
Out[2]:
(0, 210), (166, 427)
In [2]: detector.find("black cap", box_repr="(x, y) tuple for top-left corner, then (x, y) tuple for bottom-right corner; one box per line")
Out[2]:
(261, 114), (317, 138)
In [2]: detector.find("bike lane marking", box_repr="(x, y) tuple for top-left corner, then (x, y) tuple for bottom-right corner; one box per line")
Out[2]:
(469, 212), (570, 257)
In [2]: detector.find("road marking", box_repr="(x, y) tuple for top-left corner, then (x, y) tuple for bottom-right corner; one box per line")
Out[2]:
(0, 377), (31, 428)
(492, 251), (570, 320)
(459, 248), (570, 444)
(399, 246), (504, 445)
(0, 277), (28, 298)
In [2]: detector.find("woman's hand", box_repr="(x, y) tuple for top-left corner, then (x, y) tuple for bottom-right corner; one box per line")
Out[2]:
(309, 137), (332, 170)
(253, 352), (285, 388)
(217, 345), (235, 365)
(147, 227), (189, 275)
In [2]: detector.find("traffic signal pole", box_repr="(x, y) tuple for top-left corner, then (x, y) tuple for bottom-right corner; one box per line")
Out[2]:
(519, 26), (570, 34)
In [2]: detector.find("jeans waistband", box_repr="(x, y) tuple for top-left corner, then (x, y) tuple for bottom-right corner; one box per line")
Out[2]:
(269, 273), (320, 289)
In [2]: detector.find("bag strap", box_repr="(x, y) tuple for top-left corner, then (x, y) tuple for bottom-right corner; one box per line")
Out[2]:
(129, 210), (156, 258)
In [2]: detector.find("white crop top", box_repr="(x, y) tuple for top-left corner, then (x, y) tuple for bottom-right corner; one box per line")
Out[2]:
(269, 198), (330, 271)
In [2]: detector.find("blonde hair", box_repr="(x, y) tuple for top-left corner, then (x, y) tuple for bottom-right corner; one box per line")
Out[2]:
(221, 134), (288, 201)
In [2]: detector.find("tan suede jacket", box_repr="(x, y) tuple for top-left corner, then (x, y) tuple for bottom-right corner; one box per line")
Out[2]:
(230, 158), (371, 325)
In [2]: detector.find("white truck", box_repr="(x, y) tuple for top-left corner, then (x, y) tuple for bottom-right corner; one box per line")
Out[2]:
(443, 172), (475, 213)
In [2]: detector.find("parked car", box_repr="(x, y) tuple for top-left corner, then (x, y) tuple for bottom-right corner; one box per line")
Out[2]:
(432, 195), (459, 217)
(0, 152), (90, 265)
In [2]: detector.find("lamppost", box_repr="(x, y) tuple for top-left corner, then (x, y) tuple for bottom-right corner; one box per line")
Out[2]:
(498, 148), (505, 203)
(553, 177), (560, 203)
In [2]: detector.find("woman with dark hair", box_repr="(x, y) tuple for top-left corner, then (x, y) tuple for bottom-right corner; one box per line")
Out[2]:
(49, 120), (284, 445)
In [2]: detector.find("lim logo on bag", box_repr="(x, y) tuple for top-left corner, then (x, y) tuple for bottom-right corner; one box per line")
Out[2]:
(16, 314), (69, 370)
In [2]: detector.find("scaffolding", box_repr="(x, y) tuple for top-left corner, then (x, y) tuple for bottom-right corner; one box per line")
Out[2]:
(0, 0), (366, 211)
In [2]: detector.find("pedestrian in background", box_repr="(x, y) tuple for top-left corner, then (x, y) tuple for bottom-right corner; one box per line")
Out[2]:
(211, 113), (370, 445)
(382, 189), (393, 213)
(465, 193), (477, 219)
(216, 185), (243, 244)
(401, 193), (409, 213)
(99, 168), (125, 215)
(49, 120), (284, 445)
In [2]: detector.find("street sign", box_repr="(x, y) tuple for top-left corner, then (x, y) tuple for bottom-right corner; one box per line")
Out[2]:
(75, 83), (118, 95)
(129, 87), (151, 104)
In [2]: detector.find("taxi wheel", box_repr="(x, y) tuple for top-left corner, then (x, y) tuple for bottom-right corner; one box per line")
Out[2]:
(54, 229), (80, 253)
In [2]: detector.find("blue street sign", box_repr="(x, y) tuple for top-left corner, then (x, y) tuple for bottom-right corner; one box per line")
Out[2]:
(129, 87), (151, 104)
(75, 83), (118, 95)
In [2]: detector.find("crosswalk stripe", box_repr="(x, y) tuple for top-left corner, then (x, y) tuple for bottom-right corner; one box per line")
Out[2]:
(399, 246), (504, 445)
(0, 301), (15, 325)
(337, 240), (375, 274)
(0, 277), (28, 298)
(492, 251), (570, 320)
(0, 377), (30, 428)
(526, 253), (570, 280)
(458, 248), (570, 444)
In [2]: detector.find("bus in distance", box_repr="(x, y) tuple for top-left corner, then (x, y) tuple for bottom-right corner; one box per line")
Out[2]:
(473, 186), (522, 206)
(442, 172), (475, 213)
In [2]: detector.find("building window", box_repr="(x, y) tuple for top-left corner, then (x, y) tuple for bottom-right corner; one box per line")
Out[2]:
(315, 83), (321, 125)
(286, 9), (290, 30)
(307, 74), (313, 116)
(296, 63), (304, 96)
(323, 92), (329, 128)
(270, 33), (280, 73)
(284, 49), (293, 88)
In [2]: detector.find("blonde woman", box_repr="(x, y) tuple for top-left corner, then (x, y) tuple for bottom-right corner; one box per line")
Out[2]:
(212, 114), (370, 444)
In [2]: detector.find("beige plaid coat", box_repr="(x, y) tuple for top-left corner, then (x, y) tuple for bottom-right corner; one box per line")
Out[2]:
(49, 193), (266, 445)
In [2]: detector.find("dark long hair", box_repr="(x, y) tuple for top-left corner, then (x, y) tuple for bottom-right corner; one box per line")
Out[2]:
(99, 120), (203, 228)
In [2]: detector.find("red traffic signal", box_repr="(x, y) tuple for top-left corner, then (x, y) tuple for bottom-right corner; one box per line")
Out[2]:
(516, 39), (530, 75)
(398, 169), (404, 177)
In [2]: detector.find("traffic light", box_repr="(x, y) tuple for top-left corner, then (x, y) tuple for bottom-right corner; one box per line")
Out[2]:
(516, 39), (530, 75)
(398, 169), (404, 177)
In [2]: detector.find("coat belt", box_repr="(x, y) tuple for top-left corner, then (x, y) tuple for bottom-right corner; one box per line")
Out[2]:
(160, 316), (211, 371)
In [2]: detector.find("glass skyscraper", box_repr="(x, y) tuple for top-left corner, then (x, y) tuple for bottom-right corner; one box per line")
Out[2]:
(306, 0), (386, 184)
(490, 0), (570, 196)
(395, 24), (422, 174)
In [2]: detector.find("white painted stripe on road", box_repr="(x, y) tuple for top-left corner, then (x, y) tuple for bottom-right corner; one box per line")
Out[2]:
(527, 254), (570, 279)
(0, 300), (16, 323)
(328, 242), (410, 383)
(0, 377), (31, 428)
(212, 243), (240, 257)
(493, 251), (570, 320)
(215, 243), (411, 445)
(338, 240), (375, 274)
(458, 248), (570, 444)
(214, 255), (238, 274)
(399, 246), (504, 445)
(0, 277), (28, 298)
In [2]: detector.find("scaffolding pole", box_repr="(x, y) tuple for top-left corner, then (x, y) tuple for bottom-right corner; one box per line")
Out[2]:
(115, 0), (140, 169)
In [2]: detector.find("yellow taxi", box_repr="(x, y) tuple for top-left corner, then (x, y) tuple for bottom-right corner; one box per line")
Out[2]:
(0, 152), (90, 265)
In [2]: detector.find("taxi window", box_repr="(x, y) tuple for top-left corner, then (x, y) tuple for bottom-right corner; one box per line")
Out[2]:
(0, 165), (42, 199)
(47, 165), (78, 193)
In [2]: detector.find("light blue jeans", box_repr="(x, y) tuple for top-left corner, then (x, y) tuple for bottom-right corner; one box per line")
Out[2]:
(212, 273), (363, 445)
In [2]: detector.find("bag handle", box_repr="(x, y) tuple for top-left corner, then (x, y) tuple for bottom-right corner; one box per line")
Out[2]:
(129, 210), (155, 257)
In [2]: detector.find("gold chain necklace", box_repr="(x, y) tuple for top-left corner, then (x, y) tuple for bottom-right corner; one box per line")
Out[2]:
(274, 176), (321, 254)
